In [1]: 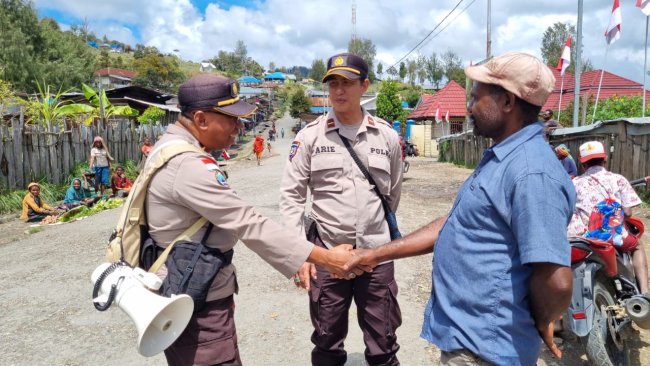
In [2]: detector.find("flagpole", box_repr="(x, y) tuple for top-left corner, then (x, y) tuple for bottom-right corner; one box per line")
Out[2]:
(592, 45), (610, 123)
(641, 16), (650, 117)
(558, 75), (565, 121)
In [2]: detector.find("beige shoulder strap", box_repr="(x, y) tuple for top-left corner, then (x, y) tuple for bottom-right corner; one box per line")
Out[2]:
(148, 217), (208, 273)
(112, 141), (207, 266)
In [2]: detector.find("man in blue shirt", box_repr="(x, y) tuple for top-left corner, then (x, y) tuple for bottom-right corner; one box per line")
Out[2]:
(345, 52), (576, 365)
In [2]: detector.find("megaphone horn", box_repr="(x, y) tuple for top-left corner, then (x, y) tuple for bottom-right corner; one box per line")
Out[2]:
(91, 263), (194, 357)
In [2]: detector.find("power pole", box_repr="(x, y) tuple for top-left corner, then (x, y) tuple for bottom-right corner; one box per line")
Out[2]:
(573, 0), (583, 127)
(486, 0), (492, 59)
(351, 0), (357, 43)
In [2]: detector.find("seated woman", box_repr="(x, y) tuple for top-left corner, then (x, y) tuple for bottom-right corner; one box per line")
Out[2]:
(111, 166), (133, 198)
(63, 177), (95, 209)
(21, 182), (57, 222)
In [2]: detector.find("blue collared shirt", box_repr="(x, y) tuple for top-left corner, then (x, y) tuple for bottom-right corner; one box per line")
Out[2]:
(421, 122), (576, 365)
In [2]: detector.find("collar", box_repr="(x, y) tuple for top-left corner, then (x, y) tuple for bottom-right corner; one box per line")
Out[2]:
(324, 107), (376, 134)
(166, 123), (203, 148)
(490, 122), (543, 161)
(584, 165), (606, 175)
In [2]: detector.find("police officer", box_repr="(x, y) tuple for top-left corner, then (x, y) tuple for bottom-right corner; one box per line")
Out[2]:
(146, 74), (357, 366)
(279, 53), (403, 366)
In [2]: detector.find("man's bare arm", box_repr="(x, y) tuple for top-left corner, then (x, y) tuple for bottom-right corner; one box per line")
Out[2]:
(346, 216), (447, 269)
(529, 262), (572, 359)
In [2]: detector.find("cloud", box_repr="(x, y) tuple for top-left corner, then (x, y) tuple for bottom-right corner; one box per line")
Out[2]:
(33, 0), (650, 83)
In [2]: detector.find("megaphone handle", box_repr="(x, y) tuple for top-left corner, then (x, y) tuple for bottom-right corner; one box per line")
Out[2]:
(93, 262), (128, 311)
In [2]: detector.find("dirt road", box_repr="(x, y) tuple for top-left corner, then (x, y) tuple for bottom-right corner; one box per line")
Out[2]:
(1, 114), (649, 365)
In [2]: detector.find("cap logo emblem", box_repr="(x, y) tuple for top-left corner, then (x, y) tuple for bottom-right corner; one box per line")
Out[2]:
(484, 58), (500, 73)
(334, 56), (344, 66)
(231, 83), (238, 97)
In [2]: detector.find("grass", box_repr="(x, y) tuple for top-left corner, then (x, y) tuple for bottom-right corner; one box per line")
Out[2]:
(26, 227), (43, 235)
(0, 159), (138, 214)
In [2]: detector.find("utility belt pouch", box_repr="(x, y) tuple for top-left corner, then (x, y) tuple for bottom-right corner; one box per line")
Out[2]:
(160, 224), (233, 312)
(304, 215), (319, 243)
(139, 227), (163, 271)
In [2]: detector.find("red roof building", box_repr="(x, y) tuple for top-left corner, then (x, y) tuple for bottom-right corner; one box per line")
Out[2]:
(542, 68), (650, 113)
(409, 80), (467, 120)
(93, 67), (136, 90)
(408, 80), (467, 137)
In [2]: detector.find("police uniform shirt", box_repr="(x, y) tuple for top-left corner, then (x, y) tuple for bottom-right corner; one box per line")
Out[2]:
(147, 124), (314, 302)
(280, 108), (403, 249)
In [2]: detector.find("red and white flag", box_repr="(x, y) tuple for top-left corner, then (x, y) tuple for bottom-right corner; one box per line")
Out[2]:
(556, 37), (571, 76)
(445, 110), (450, 123)
(605, 0), (622, 45)
(435, 106), (441, 123)
(637, 0), (650, 16)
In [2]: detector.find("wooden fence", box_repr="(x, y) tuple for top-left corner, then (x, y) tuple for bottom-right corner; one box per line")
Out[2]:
(0, 112), (167, 190)
(438, 118), (650, 180)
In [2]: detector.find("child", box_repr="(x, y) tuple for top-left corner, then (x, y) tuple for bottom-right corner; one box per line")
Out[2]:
(89, 136), (113, 197)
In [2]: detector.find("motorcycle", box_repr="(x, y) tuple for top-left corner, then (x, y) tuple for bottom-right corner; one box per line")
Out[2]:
(565, 176), (650, 366)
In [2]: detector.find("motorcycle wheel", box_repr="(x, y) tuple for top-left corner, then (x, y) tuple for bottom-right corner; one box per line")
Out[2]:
(582, 278), (631, 366)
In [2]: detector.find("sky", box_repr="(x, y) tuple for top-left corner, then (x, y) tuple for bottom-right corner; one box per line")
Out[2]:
(33, 0), (650, 85)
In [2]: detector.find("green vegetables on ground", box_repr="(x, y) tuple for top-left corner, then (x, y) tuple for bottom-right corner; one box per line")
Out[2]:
(59, 198), (124, 222)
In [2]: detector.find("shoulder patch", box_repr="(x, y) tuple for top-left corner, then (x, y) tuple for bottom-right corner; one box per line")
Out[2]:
(289, 141), (301, 161)
(215, 171), (229, 187)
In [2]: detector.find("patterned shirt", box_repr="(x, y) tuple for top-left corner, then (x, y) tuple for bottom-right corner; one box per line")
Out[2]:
(91, 147), (109, 167)
(567, 165), (641, 237)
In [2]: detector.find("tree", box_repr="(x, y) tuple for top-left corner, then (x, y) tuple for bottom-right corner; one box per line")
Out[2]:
(376, 62), (383, 79)
(132, 47), (186, 92)
(137, 106), (165, 124)
(309, 59), (326, 82)
(387, 66), (398, 79)
(37, 17), (96, 90)
(376, 81), (407, 123)
(268, 62), (276, 72)
(541, 22), (593, 74)
(0, 75), (13, 116)
(425, 52), (444, 88)
(98, 48), (111, 68)
(398, 62), (406, 81)
(401, 86), (422, 108)
(442, 50), (465, 86)
(0, 0), (44, 93)
(407, 59), (418, 85)
(348, 38), (377, 80)
(234, 40), (248, 74)
(288, 85), (311, 118)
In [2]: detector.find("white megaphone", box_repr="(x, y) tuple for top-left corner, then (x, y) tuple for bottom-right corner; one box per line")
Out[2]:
(91, 263), (193, 357)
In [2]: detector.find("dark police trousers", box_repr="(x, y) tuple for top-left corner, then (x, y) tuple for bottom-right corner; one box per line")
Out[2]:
(309, 239), (402, 366)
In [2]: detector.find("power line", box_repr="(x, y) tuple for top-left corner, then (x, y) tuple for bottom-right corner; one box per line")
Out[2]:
(418, 0), (478, 53)
(387, 0), (465, 71)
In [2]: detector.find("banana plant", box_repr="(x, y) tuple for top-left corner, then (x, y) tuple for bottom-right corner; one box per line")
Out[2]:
(58, 83), (139, 125)
(22, 80), (75, 128)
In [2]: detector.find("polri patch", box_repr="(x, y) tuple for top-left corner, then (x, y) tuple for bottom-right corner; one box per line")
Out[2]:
(289, 141), (301, 161)
(215, 172), (229, 187)
(201, 157), (219, 171)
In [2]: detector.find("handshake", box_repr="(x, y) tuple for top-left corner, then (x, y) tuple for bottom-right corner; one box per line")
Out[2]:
(294, 244), (379, 289)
